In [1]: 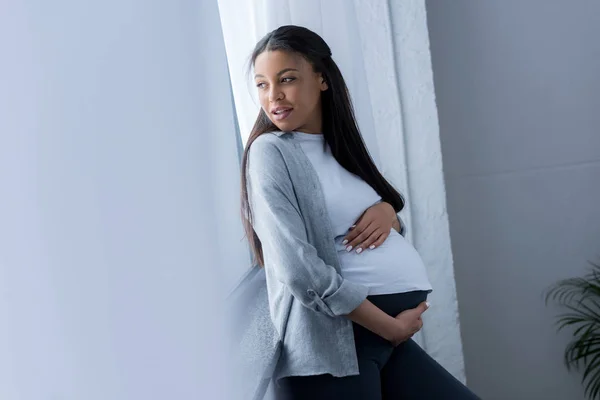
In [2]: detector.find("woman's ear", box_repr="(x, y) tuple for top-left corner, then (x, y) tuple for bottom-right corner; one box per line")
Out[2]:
(319, 75), (329, 91)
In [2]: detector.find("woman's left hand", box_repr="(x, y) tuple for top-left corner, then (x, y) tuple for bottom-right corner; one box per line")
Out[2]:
(342, 202), (397, 254)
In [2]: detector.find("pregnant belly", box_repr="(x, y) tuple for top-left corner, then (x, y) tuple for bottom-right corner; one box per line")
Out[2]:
(334, 229), (432, 292)
(368, 291), (429, 317)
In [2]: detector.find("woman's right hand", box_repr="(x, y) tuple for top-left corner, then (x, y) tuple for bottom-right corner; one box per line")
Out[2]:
(386, 301), (429, 346)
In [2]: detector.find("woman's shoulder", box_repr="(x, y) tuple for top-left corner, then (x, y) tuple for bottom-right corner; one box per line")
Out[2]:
(250, 131), (292, 150)
(249, 131), (281, 150)
(247, 132), (296, 181)
(248, 132), (295, 166)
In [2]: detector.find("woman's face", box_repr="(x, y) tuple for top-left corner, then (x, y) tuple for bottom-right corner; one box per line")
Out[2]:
(254, 50), (328, 134)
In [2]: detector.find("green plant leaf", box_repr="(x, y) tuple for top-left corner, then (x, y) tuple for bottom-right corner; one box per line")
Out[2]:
(546, 260), (600, 399)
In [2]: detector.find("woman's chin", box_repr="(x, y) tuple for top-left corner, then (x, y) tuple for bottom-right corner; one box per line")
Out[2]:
(273, 121), (297, 132)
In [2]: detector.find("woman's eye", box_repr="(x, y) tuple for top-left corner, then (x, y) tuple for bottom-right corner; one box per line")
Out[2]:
(256, 82), (266, 89)
(282, 77), (296, 83)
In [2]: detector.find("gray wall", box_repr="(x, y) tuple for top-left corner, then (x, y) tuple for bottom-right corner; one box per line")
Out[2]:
(425, 1), (600, 399)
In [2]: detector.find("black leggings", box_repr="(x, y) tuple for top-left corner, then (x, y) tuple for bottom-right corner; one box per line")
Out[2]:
(275, 291), (480, 400)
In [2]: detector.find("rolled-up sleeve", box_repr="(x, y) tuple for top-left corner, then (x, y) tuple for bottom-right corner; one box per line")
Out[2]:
(247, 140), (368, 317)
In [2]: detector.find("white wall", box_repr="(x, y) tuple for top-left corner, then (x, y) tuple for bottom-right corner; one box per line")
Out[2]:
(0, 1), (240, 398)
(426, 0), (600, 398)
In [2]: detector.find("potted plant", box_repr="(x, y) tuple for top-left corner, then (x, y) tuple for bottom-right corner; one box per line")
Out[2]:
(546, 261), (600, 399)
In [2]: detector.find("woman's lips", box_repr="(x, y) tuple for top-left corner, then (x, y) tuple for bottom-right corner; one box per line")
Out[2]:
(272, 109), (293, 121)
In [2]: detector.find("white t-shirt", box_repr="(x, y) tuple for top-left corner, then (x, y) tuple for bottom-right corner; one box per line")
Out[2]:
(292, 131), (432, 295)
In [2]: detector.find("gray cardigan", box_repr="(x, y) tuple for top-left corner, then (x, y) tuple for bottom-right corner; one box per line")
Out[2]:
(237, 131), (406, 398)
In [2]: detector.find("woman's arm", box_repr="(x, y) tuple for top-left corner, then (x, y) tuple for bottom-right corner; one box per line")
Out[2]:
(347, 299), (398, 340)
(247, 139), (422, 341)
(347, 298), (429, 345)
(247, 139), (369, 317)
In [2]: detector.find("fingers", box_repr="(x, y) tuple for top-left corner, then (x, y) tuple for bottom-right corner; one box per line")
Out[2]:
(353, 229), (383, 254)
(364, 230), (388, 251)
(409, 317), (424, 337)
(390, 305), (429, 346)
(395, 321), (422, 346)
(395, 302), (429, 328)
(409, 302), (430, 321)
(344, 222), (376, 252)
(396, 301), (429, 319)
(342, 208), (372, 245)
(342, 222), (363, 247)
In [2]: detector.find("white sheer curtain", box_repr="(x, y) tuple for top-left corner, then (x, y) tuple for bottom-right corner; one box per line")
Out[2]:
(0, 0), (245, 398)
(219, 0), (466, 381)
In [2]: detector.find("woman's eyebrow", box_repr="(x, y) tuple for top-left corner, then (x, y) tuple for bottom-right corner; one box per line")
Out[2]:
(254, 68), (299, 79)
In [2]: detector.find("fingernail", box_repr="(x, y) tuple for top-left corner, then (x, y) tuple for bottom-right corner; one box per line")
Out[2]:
(426, 302), (430, 308)
(346, 245), (353, 252)
(356, 248), (362, 254)
(349, 225), (356, 230)
(342, 239), (348, 245)
(369, 245), (375, 250)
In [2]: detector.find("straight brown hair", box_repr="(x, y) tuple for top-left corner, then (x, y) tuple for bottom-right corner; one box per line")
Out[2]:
(240, 25), (405, 267)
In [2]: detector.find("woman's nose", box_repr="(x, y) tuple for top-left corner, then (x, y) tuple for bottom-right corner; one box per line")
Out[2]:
(268, 87), (283, 102)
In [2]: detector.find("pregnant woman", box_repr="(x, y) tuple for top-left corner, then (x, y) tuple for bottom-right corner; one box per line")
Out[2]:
(240, 25), (479, 400)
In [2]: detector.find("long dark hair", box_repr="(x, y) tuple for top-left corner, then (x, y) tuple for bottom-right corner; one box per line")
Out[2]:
(240, 25), (405, 267)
